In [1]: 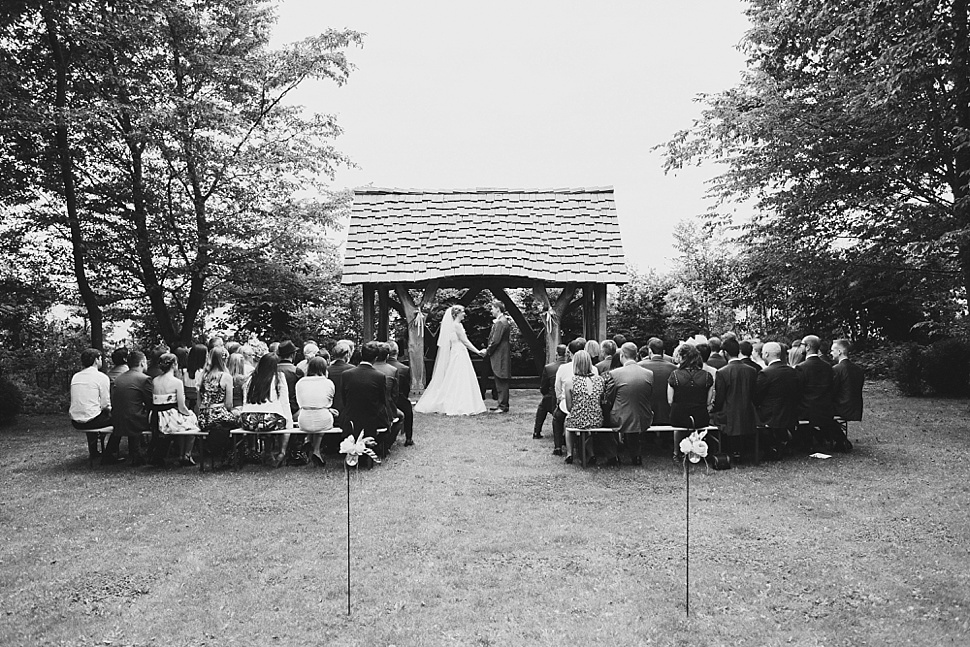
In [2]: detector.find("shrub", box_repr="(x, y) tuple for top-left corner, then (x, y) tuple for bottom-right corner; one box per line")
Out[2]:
(921, 337), (970, 397)
(0, 376), (24, 425)
(892, 343), (924, 397)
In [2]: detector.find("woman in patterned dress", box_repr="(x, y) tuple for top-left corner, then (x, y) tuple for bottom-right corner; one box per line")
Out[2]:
(152, 353), (201, 466)
(563, 350), (605, 465)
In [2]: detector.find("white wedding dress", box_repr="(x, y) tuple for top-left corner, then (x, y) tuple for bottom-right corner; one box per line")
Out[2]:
(414, 307), (487, 416)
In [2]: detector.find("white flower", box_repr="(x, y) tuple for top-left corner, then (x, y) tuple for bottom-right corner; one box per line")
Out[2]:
(339, 429), (380, 466)
(680, 430), (709, 464)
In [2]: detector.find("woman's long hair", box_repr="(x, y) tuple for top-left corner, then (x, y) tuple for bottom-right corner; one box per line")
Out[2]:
(247, 353), (282, 404)
(227, 352), (247, 377)
(187, 344), (208, 379)
(201, 347), (228, 383)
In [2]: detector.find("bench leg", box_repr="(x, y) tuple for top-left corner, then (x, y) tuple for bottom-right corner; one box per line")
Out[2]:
(579, 431), (588, 468)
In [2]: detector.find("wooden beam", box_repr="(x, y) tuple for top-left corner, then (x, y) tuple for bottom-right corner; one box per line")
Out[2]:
(395, 284), (427, 394)
(419, 280), (440, 309)
(583, 283), (595, 341)
(533, 281), (557, 364)
(595, 283), (608, 343)
(459, 286), (484, 306)
(362, 284), (375, 342)
(377, 285), (389, 341)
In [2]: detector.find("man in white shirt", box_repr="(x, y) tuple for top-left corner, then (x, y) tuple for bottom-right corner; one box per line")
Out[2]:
(552, 338), (590, 456)
(70, 348), (112, 460)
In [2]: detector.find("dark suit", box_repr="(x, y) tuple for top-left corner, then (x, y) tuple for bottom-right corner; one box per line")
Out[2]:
(637, 356), (675, 425)
(741, 357), (763, 373)
(795, 354), (848, 447)
(707, 354), (727, 370)
(107, 369), (153, 459)
(832, 359), (864, 421)
(755, 361), (799, 430)
(603, 363), (654, 459)
(278, 361), (301, 417)
(374, 360), (404, 447)
(535, 358), (564, 435)
(712, 360), (758, 438)
(341, 363), (392, 452)
(328, 360), (354, 424)
(388, 357), (414, 442)
(483, 315), (511, 411)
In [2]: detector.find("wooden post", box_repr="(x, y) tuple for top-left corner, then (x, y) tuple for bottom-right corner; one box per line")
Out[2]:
(583, 283), (595, 341)
(595, 283), (608, 343)
(362, 284), (375, 342)
(377, 286), (389, 341)
(395, 285), (424, 394)
(532, 282), (558, 364)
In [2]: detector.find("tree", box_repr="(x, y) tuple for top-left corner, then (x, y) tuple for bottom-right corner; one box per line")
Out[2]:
(610, 266), (671, 344)
(0, 0), (361, 346)
(662, 0), (970, 313)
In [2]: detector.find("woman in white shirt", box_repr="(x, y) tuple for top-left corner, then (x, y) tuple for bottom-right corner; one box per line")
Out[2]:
(240, 353), (293, 467)
(296, 356), (336, 467)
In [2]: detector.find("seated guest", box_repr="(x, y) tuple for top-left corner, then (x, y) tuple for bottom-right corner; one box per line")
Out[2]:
(207, 335), (225, 350)
(146, 344), (169, 378)
(754, 341), (800, 458)
(535, 344), (567, 439)
(603, 342), (654, 466)
(241, 352), (294, 466)
(831, 339), (864, 422)
(183, 344), (208, 411)
(711, 337), (758, 458)
(197, 346), (236, 437)
(227, 352), (248, 411)
(106, 347), (129, 385)
(563, 351), (606, 465)
(296, 356), (336, 466)
(668, 343), (714, 461)
(373, 342), (403, 449)
(595, 340), (618, 375)
(584, 340), (601, 368)
(387, 341), (415, 447)
(796, 335), (852, 452)
(70, 348), (112, 462)
(696, 342), (719, 381)
(151, 353), (201, 467)
(296, 341), (319, 376)
(638, 337), (675, 426)
(226, 341), (241, 357)
(553, 338), (589, 457)
(240, 344), (257, 375)
(789, 339), (807, 366)
(341, 341), (392, 461)
(276, 340), (305, 463)
(328, 340), (355, 426)
(739, 340), (763, 373)
(108, 350), (152, 465)
(707, 337), (727, 369)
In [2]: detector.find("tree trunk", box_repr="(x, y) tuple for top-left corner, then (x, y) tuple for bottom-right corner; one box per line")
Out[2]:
(43, 8), (104, 350)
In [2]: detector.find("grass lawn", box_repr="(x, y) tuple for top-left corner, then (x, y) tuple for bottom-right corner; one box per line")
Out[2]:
(1, 381), (969, 646)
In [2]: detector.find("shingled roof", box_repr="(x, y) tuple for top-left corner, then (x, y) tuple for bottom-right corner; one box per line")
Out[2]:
(341, 187), (629, 286)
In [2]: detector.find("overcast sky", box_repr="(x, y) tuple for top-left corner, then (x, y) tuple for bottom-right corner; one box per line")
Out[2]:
(270, 1), (752, 272)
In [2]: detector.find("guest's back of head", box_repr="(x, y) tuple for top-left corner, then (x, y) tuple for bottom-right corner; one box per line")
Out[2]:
(360, 341), (381, 363)
(306, 356), (329, 377)
(110, 347), (128, 367)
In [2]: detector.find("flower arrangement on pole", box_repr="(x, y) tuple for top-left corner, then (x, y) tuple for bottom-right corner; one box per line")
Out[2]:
(680, 428), (709, 616)
(338, 429), (379, 615)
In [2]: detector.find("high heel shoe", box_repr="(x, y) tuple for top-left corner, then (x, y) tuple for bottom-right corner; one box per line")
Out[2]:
(273, 452), (286, 468)
(311, 453), (325, 467)
(564, 455), (573, 464)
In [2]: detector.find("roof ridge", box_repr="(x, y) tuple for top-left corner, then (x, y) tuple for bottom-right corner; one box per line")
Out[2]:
(354, 186), (614, 195)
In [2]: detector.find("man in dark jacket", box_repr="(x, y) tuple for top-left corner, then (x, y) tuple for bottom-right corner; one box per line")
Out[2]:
(387, 341), (414, 446)
(602, 343), (654, 466)
(342, 341), (393, 460)
(754, 342), (800, 458)
(107, 350), (152, 465)
(795, 335), (852, 452)
(711, 337), (759, 458)
(373, 343), (403, 449)
(534, 344), (566, 439)
(482, 300), (512, 413)
(637, 337), (675, 426)
(831, 339), (864, 422)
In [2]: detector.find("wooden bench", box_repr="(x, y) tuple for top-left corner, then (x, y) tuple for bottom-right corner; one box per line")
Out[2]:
(565, 425), (720, 468)
(228, 425), (348, 469)
(74, 426), (112, 468)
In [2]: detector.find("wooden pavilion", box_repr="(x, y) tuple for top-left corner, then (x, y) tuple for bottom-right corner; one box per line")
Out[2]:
(341, 187), (628, 392)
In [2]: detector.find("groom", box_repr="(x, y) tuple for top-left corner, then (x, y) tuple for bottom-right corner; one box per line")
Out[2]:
(480, 300), (511, 413)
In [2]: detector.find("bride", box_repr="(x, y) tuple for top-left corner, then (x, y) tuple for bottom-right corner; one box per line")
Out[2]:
(414, 305), (487, 415)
